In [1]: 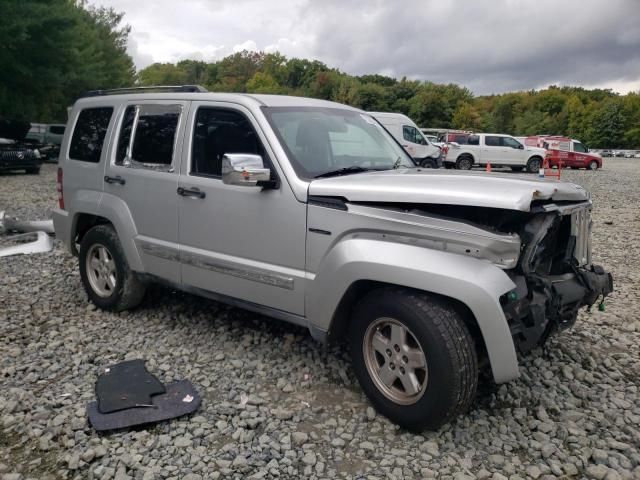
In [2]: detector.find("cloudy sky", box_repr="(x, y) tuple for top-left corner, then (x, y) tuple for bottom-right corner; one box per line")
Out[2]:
(90, 0), (640, 95)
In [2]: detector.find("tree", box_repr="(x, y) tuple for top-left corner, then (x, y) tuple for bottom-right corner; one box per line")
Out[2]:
(588, 100), (626, 148)
(0, 0), (135, 122)
(452, 103), (482, 130)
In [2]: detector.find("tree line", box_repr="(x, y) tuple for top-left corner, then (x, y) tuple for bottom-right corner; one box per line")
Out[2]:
(138, 52), (640, 149)
(1, 2), (638, 148)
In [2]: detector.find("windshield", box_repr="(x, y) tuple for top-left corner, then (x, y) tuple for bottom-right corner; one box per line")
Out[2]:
(262, 107), (415, 179)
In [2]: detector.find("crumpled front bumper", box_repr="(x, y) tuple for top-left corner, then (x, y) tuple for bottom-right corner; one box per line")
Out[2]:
(504, 264), (613, 354)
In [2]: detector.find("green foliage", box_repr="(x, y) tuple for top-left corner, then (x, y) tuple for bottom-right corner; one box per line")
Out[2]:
(0, 0), (135, 122)
(3, 3), (638, 147)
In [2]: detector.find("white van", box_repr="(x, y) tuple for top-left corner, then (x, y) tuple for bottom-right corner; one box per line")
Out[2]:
(370, 112), (442, 168)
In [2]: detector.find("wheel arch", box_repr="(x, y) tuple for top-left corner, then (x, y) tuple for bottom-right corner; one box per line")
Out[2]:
(307, 237), (520, 383)
(328, 280), (489, 369)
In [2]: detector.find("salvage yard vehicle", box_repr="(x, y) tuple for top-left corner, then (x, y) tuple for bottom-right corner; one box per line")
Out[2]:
(0, 119), (42, 174)
(53, 86), (613, 431)
(444, 133), (547, 172)
(524, 136), (602, 170)
(370, 112), (442, 168)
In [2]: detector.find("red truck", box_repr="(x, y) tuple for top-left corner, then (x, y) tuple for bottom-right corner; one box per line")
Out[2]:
(523, 136), (602, 170)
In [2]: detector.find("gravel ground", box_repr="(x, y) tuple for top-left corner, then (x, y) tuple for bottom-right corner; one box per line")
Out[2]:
(0, 160), (639, 480)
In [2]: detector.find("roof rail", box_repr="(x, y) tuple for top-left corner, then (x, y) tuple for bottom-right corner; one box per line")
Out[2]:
(81, 85), (208, 98)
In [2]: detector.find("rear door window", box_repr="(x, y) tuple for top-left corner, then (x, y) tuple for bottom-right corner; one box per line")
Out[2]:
(484, 136), (501, 147)
(116, 104), (182, 170)
(69, 107), (114, 163)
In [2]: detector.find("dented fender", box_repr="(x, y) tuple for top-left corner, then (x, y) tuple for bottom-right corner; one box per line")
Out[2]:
(306, 237), (521, 383)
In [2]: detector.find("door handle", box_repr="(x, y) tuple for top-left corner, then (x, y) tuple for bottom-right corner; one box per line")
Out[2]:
(177, 187), (206, 199)
(104, 175), (125, 185)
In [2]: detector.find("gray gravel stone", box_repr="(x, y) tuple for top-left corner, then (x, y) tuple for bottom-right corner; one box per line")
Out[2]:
(0, 162), (638, 479)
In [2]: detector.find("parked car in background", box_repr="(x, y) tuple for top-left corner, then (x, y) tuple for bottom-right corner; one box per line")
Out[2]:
(524, 136), (602, 170)
(25, 123), (66, 162)
(0, 119), (42, 174)
(600, 149), (613, 157)
(624, 151), (637, 158)
(635, 152), (640, 158)
(53, 86), (612, 431)
(370, 112), (442, 168)
(25, 123), (66, 145)
(444, 133), (546, 172)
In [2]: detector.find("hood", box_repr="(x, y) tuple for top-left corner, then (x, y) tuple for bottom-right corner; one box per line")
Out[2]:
(308, 168), (589, 212)
(0, 119), (31, 142)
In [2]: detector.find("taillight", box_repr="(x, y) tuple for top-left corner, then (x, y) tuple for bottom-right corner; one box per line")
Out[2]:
(57, 167), (64, 209)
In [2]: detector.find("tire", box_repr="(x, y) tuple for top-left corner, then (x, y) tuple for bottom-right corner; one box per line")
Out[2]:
(349, 288), (478, 431)
(510, 166), (524, 172)
(526, 156), (542, 173)
(420, 158), (436, 168)
(79, 224), (146, 311)
(588, 160), (598, 170)
(25, 167), (40, 174)
(456, 155), (473, 170)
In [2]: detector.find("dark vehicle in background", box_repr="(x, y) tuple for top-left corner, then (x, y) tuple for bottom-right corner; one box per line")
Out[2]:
(0, 119), (42, 174)
(25, 123), (66, 162)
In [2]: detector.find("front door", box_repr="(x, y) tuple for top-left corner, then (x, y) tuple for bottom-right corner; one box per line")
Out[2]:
(103, 100), (190, 283)
(177, 102), (307, 315)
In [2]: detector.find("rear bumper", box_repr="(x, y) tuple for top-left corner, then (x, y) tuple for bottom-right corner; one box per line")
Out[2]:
(0, 158), (41, 171)
(52, 208), (73, 254)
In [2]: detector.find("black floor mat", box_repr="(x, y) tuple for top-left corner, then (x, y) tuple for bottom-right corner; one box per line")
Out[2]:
(88, 380), (201, 431)
(95, 359), (166, 414)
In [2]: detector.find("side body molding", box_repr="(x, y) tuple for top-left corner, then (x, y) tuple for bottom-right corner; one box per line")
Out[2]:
(306, 237), (520, 383)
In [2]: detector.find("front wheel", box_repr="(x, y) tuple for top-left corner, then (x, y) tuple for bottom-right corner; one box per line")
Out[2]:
(79, 224), (146, 311)
(349, 288), (478, 431)
(526, 156), (542, 173)
(588, 160), (599, 170)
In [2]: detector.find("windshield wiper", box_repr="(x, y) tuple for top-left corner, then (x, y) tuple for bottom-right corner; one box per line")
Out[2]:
(314, 166), (373, 178)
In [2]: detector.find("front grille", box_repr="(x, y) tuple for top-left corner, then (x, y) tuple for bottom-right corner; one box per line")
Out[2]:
(571, 208), (591, 267)
(0, 150), (35, 162)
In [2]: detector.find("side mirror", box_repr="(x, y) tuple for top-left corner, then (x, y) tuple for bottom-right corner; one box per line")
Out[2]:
(222, 154), (271, 187)
(518, 144), (524, 149)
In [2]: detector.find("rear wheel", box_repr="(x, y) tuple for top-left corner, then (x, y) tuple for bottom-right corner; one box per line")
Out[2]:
(456, 156), (473, 170)
(588, 160), (598, 170)
(349, 288), (478, 431)
(79, 224), (146, 311)
(526, 156), (542, 173)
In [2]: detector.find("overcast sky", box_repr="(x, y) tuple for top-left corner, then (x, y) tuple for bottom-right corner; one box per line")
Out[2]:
(90, 0), (640, 95)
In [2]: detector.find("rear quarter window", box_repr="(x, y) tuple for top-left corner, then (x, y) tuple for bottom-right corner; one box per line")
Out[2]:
(69, 107), (113, 163)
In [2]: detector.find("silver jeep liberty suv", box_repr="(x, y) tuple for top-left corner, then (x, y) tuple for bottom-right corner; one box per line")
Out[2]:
(53, 85), (613, 431)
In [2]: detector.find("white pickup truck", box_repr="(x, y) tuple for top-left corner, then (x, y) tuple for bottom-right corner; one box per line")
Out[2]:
(444, 133), (547, 173)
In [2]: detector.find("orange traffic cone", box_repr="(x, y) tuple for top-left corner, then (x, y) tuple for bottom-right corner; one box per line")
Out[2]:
(486, 161), (492, 172)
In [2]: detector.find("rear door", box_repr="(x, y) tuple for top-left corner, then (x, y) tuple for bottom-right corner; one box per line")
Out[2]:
(482, 135), (507, 164)
(102, 100), (190, 283)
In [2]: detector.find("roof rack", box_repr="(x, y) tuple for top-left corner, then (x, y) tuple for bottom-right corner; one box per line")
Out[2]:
(81, 85), (208, 98)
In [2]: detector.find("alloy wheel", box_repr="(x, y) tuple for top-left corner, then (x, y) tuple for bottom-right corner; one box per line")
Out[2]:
(363, 317), (428, 405)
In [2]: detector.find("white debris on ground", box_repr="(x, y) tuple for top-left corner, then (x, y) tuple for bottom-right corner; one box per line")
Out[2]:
(0, 160), (639, 480)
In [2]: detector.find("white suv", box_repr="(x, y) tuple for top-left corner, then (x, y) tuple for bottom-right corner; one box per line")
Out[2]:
(445, 133), (547, 172)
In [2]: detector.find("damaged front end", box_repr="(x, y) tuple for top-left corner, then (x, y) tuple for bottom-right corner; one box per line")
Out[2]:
(503, 202), (613, 354)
